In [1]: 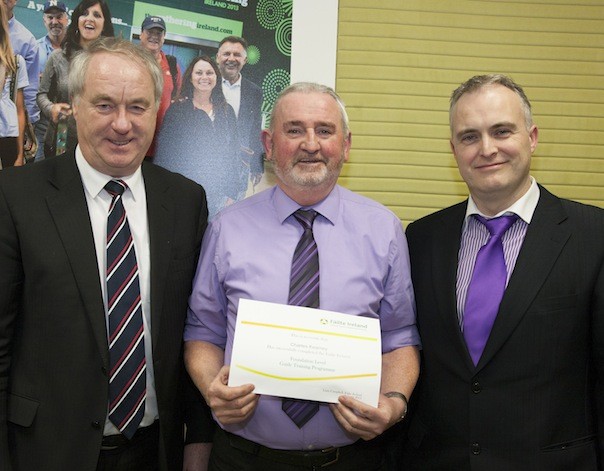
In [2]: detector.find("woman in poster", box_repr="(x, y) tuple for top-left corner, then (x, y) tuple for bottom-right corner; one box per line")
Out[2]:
(37, 0), (114, 158)
(155, 56), (241, 219)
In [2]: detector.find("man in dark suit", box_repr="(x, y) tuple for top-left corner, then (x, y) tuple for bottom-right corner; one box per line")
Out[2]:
(216, 36), (264, 196)
(403, 74), (604, 470)
(0, 38), (213, 470)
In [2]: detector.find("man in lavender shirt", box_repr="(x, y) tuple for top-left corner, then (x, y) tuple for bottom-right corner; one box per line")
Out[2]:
(184, 82), (420, 470)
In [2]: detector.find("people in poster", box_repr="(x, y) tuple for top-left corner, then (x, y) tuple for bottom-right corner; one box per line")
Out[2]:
(37, 0), (114, 158)
(155, 56), (241, 219)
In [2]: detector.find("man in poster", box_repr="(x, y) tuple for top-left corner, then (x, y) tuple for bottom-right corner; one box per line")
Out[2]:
(216, 35), (264, 196)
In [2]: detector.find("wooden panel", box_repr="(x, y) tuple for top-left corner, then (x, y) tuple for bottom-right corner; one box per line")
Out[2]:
(336, 1), (604, 221)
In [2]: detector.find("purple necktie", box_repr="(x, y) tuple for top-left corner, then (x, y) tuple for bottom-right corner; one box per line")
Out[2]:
(282, 209), (320, 427)
(105, 180), (146, 439)
(463, 214), (518, 365)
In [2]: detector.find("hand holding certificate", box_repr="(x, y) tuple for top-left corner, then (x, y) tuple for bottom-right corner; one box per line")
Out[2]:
(228, 299), (382, 407)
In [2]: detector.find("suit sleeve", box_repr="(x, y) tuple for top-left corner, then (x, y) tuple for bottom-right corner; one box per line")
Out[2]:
(0, 176), (23, 470)
(36, 50), (57, 121)
(182, 187), (216, 443)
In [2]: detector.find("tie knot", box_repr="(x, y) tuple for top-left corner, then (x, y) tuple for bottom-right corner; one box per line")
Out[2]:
(105, 180), (128, 197)
(293, 209), (318, 230)
(475, 214), (518, 237)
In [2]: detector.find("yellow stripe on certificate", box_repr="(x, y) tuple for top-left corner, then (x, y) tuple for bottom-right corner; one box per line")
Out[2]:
(235, 364), (378, 381)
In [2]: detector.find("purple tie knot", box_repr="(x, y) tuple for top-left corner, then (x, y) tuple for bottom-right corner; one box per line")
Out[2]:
(294, 209), (318, 231)
(475, 214), (518, 238)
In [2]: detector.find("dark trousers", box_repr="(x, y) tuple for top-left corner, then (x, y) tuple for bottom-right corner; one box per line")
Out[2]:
(0, 137), (18, 168)
(209, 426), (385, 471)
(96, 422), (160, 471)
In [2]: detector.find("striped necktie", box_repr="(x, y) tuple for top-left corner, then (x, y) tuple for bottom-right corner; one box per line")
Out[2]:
(463, 214), (518, 365)
(282, 209), (321, 427)
(105, 180), (146, 439)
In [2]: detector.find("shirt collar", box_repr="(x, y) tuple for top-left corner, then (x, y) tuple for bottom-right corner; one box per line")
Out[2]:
(272, 185), (340, 226)
(222, 75), (242, 89)
(465, 176), (540, 224)
(75, 145), (144, 201)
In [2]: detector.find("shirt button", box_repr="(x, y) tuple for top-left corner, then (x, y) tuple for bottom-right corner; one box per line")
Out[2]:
(472, 381), (481, 393)
(471, 442), (481, 455)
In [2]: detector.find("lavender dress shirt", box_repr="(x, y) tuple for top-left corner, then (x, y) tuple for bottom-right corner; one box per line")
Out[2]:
(185, 184), (420, 450)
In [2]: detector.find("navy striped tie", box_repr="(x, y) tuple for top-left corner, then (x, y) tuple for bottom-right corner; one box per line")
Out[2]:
(282, 209), (320, 427)
(105, 180), (146, 439)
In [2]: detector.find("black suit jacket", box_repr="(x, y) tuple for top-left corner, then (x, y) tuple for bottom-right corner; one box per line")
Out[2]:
(0, 154), (213, 470)
(404, 186), (604, 470)
(238, 77), (263, 177)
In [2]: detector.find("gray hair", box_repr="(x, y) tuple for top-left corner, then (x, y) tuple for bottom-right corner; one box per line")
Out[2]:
(449, 74), (533, 130)
(269, 82), (350, 135)
(69, 37), (163, 106)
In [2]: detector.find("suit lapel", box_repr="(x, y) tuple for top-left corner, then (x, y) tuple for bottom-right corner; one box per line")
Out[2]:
(142, 163), (175, 348)
(431, 203), (474, 366)
(477, 187), (570, 369)
(45, 156), (109, 367)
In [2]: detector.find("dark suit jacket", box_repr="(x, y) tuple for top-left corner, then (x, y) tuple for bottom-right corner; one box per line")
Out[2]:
(238, 77), (263, 178)
(404, 186), (604, 470)
(0, 154), (213, 470)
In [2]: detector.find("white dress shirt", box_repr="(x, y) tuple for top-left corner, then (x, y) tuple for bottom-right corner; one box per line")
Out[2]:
(75, 148), (158, 436)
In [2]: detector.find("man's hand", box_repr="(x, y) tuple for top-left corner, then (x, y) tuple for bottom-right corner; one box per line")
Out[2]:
(50, 103), (71, 123)
(329, 393), (404, 441)
(205, 365), (259, 425)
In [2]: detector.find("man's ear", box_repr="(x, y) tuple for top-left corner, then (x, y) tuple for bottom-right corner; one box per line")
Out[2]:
(261, 129), (273, 160)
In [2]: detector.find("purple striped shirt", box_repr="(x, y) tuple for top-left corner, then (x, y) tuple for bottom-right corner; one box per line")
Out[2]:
(456, 180), (540, 329)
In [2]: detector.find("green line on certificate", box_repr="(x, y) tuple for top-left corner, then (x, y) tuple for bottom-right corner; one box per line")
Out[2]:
(240, 321), (378, 341)
(235, 364), (378, 381)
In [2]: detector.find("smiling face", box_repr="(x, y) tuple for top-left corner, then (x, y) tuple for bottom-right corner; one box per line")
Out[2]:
(450, 84), (538, 215)
(140, 27), (164, 56)
(216, 41), (246, 84)
(190, 59), (217, 94)
(43, 9), (68, 43)
(72, 52), (157, 177)
(262, 90), (351, 205)
(78, 2), (104, 46)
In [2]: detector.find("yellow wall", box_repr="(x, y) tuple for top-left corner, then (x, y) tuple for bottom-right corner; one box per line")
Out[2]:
(335, 0), (604, 226)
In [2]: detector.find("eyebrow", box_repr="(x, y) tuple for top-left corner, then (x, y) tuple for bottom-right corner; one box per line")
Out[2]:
(90, 94), (152, 107)
(284, 120), (336, 128)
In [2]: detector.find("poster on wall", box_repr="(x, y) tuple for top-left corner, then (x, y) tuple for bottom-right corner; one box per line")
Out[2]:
(19, 0), (337, 217)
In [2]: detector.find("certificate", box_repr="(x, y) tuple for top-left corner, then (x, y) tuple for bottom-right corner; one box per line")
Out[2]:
(228, 299), (382, 407)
